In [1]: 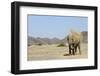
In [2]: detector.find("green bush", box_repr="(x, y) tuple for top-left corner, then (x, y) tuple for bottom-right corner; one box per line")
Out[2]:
(57, 43), (66, 47)
(36, 43), (42, 46)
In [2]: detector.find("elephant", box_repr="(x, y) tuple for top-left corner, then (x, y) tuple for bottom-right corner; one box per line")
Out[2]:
(67, 32), (82, 55)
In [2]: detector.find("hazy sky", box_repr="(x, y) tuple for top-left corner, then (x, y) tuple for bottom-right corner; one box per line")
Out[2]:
(28, 15), (88, 39)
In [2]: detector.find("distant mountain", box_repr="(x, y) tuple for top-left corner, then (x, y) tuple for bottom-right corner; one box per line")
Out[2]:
(28, 31), (88, 46)
(28, 36), (62, 46)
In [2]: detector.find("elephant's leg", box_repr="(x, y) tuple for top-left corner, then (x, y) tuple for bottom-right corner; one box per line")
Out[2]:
(72, 48), (75, 55)
(69, 45), (71, 55)
(75, 46), (77, 54)
(72, 44), (75, 55)
(78, 44), (81, 55)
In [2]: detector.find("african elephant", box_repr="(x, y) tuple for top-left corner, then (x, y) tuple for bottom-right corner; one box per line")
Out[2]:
(67, 32), (82, 55)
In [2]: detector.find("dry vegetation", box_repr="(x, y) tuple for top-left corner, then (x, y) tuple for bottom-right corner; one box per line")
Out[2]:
(27, 43), (88, 61)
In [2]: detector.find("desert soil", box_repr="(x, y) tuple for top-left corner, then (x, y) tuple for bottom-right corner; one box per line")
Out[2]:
(27, 43), (88, 61)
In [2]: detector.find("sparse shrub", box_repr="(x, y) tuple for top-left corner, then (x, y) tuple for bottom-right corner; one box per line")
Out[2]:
(28, 44), (30, 46)
(57, 43), (66, 47)
(28, 44), (33, 46)
(36, 43), (42, 46)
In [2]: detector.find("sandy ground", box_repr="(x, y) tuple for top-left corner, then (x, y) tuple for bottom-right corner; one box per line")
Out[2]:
(27, 43), (88, 61)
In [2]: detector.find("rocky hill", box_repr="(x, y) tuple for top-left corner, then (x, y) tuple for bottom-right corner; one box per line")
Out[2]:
(28, 31), (88, 46)
(81, 31), (88, 43)
(28, 37), (61, 46)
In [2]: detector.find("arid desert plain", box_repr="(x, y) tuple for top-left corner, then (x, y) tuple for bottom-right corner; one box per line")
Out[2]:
(27, 43), (88, 61)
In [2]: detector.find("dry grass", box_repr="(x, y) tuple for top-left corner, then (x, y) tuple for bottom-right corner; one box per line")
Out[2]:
(27, 43), (88, 61)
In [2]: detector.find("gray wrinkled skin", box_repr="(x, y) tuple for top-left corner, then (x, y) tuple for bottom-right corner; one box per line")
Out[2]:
(67, 33), (81, 55)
